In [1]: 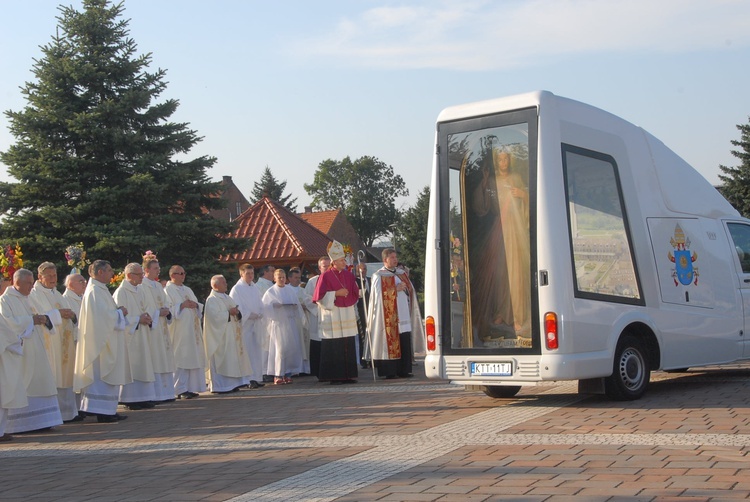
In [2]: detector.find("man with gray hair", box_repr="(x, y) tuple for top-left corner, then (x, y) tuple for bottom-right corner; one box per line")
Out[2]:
(29, 262), (79, 422)
(0, 268), (62, 432)
(75, 260), (130, 423)
(113, 263), (156, 410)
(204, 275), (249, 393)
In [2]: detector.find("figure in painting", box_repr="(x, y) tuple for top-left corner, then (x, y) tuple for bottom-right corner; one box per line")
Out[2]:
(470, 145), (530, 342)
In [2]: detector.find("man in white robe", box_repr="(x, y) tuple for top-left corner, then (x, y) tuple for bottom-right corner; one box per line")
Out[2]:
(229, 264), (265, 389)
(0, 268), (63, 432)
(29, 262), (79, 422)
(63, 274), (86, 315)
(304, 256), (329, 378)
(287, 267), (311, 375)
(204, 275), (249, 393)
(0, 301), (34, 441)
(63, 273), (86, 416)
(165, 265), (205, 399)
(142, 258), (176, 402)
(263, 269), (305, 384)
(113, 263), (156, 410)
(255, 265), (275, 382)
(75, 260), (130, 422)
(366, 248), (425, 379)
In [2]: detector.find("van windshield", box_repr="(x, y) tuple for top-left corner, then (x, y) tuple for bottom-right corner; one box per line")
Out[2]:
(444, 115), (536, 351)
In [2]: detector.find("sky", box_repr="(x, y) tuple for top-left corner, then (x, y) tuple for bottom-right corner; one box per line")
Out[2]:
(1, 0), (750, 212)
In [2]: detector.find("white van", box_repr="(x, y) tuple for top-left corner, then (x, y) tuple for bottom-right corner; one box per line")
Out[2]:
(423, 90), (750, 400)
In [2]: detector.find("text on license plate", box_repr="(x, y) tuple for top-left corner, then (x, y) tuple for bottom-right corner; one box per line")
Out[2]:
(470, 362), (512, 376)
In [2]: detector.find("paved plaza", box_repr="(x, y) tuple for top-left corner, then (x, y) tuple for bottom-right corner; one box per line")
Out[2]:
(2, 360), (750, 501)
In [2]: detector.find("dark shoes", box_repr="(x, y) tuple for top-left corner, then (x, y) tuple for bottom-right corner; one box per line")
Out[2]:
(0, 433), (13, 442)
(121, 401), (156, 410)
(249, 380), (265, 389)
(178, 391), (199, 399)
(97, 413), (128, 423)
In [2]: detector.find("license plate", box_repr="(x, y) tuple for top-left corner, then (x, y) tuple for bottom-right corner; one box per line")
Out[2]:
(470, 362), (512, 376)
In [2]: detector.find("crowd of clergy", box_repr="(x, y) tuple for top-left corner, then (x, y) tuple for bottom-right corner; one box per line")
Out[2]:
(0, 240), (425, 442)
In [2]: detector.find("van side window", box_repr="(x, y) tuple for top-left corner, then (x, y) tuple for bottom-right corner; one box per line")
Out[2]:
(562, 144), (642, 303)
(727, 223), (750, 274)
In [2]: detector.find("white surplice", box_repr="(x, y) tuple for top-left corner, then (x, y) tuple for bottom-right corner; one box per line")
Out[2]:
(229, 278), (264, 384)
(203, 290), (249, 392)
(262, 285), (305, 377)
(164, 282), (206, 395)
(1, 286), (62, 432)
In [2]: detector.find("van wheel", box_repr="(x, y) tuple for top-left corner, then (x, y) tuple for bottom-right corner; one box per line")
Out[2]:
(605, 334), (650, 400)
(483, 385), (521, 399)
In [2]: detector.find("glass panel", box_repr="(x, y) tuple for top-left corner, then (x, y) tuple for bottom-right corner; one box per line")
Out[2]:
(727, 223), (750, 274)
(564, 148), (640, 299)
(448, 124), (531, 349)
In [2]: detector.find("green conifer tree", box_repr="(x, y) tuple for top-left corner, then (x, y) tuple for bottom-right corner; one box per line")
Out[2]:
(719, 117), (750, 218)
(249, 166), (298, 212)
(0, 0), (247, 294)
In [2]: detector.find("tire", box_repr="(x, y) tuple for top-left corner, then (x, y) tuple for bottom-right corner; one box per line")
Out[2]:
(604, 334), (650, 401)
(483, 385), (521, 399)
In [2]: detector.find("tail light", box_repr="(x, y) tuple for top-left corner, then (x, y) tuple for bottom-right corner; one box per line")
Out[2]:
(545, 312), (558, 350)
(426, 316), (436, 351)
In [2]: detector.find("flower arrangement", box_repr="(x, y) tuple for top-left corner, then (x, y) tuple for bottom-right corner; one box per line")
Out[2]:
(109, 270), (125, 290)
(65, 242), (90, 274)
(0, 243), (24, 281)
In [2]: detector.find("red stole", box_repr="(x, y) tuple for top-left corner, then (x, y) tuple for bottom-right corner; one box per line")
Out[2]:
(380, 275), (401, 358)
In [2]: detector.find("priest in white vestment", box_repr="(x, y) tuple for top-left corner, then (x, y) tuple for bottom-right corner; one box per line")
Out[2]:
(63, 273), (86, 415)
(114, 263), (156, 409)
(165, 265), (205, 399)
(29, 262), (79, 421)
(142, 257), (176, 402)
(204, 275), (249, 393)
(304, 256), (329, 378)
(263, 269), (305, 384)
(229, 264), (265, 389)
(366, 248), (425, 379)
(0, 305), (33, 441)
(0, 269), (63, 432)
(287, 267), (311, 375)
(75, 260), (130, 422)
(255, 265), (275, 381)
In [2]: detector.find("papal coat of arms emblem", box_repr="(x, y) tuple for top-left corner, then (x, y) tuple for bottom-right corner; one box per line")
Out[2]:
(668, 224), (699, 286)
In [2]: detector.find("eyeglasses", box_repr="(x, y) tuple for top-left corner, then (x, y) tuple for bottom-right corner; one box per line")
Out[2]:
(172, 272), (185, 275)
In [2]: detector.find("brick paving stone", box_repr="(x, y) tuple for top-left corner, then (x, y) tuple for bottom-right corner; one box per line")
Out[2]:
(3, 362), (750, 500)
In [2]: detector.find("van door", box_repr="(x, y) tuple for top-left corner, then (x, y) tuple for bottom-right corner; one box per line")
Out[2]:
(725, 221), (750, 357)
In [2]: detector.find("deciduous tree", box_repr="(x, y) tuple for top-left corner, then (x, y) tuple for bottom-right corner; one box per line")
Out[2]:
(304, 156), (408, 247)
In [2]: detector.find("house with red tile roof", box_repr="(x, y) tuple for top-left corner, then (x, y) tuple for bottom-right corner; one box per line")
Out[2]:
(220, 196), (333, 276)
(298, 207), (369, 258)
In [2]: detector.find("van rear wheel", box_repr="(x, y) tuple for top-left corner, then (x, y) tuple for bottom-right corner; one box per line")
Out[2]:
(483, 385), (521, 399)
(604, 334), (650, 401)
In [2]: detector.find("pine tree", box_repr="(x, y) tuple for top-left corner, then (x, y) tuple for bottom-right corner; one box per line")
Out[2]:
(718, 117), (750, 218)
(0, 0), (247, 295)
(393, 186), (429, 302)
(249, 166), (298, 211)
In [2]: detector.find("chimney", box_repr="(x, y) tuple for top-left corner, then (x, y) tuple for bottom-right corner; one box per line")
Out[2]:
(305, 206), (312, 213)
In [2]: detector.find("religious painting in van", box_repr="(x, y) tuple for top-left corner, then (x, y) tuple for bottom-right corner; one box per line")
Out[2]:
(448, 123), (531, 349)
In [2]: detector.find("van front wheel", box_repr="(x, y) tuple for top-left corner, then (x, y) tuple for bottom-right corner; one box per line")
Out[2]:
(483, 385), (521, 399)
(604, 334), (650, 401)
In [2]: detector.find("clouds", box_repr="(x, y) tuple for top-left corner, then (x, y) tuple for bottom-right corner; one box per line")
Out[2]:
(296, 0), (750, 71)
